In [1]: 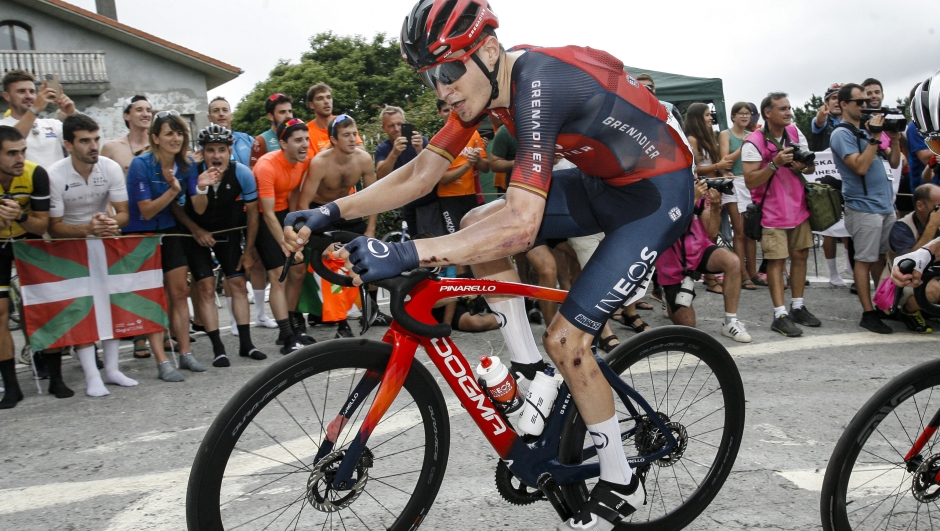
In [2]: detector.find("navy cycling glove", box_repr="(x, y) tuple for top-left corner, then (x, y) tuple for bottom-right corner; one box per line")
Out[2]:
(283, 202), (341, 233)
(345, 237), (420, 283)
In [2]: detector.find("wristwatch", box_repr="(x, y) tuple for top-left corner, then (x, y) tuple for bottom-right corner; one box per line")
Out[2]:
(16, 211), (28, 224)
(868, 136), (880, 146)
(768, 161), (778, 172)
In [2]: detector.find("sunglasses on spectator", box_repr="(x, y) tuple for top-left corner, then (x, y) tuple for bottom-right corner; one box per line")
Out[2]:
(846, 98), (870, 106)
(268, 93), (287, 101)
(154, 110), (180, 119)
(278, 118), (305, 140)
(418, 40), (489, 89)
(328, 114), (351, 137)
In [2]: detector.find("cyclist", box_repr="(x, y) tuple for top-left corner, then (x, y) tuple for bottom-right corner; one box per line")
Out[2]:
(178, 125), (267, 366)
(284, 1), (695, 528)
(893, 71), (940, 296)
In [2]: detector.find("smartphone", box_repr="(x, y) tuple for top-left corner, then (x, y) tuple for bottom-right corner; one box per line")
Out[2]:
(401, 123), (416, 141)
(44, 74), (62, 99)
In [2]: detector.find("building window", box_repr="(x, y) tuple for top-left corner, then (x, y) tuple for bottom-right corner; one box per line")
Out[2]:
(0, 21), (34, 51)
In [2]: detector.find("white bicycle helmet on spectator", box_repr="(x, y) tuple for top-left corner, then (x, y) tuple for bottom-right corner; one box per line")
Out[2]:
(911, 71), (940, 154)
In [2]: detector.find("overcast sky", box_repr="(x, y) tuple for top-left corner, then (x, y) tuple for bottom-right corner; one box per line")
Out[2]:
(72, 0), (940, 117)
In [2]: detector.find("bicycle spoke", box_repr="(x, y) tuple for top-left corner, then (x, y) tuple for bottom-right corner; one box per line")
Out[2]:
(227, 490), (308, 530)
(301, 379), (327, 443)
(231, 446), (308, 472)
(275, 396), (320, 452)
(253, 422), (312, 471)
(369, 476), (417, 497)
(221, 468), (304, 509)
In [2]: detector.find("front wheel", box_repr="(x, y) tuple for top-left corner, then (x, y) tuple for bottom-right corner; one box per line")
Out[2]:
(186, 339), (451, 530)
(557, 326), (746, 529)
(820, 358), (940, 531)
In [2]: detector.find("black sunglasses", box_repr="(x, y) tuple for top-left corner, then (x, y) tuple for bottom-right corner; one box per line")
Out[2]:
(418, 40), (489, 90)
(846, 98), (870, 106)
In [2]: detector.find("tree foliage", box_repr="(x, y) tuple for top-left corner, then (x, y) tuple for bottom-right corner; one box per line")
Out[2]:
(231, 31), (443, 148)
(792, 94), (824, 141)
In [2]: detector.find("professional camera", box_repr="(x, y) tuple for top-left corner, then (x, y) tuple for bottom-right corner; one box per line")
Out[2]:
(860, 107), (907, 133)
(703, 178), (734, 195)
(785, 146), (816, 167)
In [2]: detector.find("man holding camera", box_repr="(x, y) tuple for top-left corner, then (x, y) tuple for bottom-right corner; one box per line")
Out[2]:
(831, 84), (902, 334)
(658, 178), (750, 342)
(743, 92), (820, 337)
(810, 83), (844, 151)
(1, 70), (76, 169)
(887, 183), (940, 332)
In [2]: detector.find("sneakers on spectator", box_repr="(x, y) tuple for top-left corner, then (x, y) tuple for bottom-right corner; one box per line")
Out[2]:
(279, 339), (305, 355)
(860, 310), (893, 334)
(254, 315), (278, 328)
(335, 325), (354, 339)
(771, 314), (803, 337)
(372, 311), (393, 326)
(721, 320), (752, 343)
(527, 307), (543, 324)
(898, 308), (933, 333)
(790, 306), (821, 327)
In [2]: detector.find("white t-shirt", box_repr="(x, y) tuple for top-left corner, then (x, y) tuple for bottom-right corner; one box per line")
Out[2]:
(0, 116), (65, 169)
(741, 128), (809, 162)
(48, 156), (128, 225)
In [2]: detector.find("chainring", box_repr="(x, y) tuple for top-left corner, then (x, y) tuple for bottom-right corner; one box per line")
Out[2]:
(495, 460), (544, 505)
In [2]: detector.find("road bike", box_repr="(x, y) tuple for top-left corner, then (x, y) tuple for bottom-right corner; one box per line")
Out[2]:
(821, 261), (940, 530)
(186, 231), (745, 530)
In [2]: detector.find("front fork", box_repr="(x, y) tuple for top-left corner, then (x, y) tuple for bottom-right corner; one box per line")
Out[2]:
(904, 407), (940, 484)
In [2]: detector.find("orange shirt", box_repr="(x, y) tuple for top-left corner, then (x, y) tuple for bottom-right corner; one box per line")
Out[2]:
(308, 118), (364, 157)
(437, 131), (486, 197)
(253, 150), (310, 212)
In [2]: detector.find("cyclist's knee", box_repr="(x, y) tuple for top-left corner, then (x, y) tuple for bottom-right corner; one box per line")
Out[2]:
(460, 199), (504, 230)
(542, 320), (594, 370)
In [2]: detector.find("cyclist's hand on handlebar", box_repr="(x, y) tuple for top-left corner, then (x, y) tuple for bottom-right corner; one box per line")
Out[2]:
(340, 236), (420, 286)
(283, 202), (341, 252)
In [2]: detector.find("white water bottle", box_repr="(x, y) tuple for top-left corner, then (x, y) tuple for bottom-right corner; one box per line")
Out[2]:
(476, 356), (524, 416)
(517, 368), (563, 436)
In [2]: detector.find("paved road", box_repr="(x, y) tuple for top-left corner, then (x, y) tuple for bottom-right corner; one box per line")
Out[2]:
(1, 275), (936, 530)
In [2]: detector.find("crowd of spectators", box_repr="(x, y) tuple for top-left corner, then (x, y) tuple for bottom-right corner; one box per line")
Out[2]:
(0, 65), (936, 408)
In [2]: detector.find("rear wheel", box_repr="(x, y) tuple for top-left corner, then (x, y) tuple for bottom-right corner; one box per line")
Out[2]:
(186, 339), (451, 530)
(820, 358), (940, 531)
(557, 326), (745, 529)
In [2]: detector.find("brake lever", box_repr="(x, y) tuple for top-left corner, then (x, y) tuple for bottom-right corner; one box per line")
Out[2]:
(278, 219), (307, 283)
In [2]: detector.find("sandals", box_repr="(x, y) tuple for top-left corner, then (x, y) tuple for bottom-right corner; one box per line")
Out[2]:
(635, 301), (654, 311)
(704, 278), (723, 294)
(741, 278), (757, 291)
(750, 274), (768, 287)
(598, 334), (620, 353)
(611, 312), (650, 333)
(133, 338), (151, 359)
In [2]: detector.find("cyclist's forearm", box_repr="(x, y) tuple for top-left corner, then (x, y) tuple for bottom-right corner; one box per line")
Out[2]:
(335, 151), (450, 220)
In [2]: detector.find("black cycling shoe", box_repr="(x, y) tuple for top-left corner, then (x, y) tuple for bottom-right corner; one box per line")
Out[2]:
(372, 311), (393, 326)
(556, 477), (646, 531)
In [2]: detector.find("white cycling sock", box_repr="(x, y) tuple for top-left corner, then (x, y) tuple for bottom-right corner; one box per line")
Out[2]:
(774, 306), (787, 319)
(792, 298), (804, 310)
(254, 290), (268, 320)
(486, 297), (543, 365)
(76, 345), (109, 397)
(102, 339), (137, 387)
(588, 415), (632, 485)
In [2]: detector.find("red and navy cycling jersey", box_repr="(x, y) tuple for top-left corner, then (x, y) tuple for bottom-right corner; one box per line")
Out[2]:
(428, 45), (694, 198)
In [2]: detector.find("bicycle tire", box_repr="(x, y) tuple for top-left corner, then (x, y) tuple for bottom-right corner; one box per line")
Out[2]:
(557, 325), (745, 529)
(820, 358), (940, 531)
(186, 338), (451, 531)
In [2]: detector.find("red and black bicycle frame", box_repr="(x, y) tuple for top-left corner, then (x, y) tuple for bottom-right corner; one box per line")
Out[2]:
(321, 275), (678, 493)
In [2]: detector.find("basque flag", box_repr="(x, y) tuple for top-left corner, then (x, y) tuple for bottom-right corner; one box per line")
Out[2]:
(14, 236), (168, 351)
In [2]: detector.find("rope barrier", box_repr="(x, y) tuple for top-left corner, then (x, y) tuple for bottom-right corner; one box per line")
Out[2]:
(0, 225), (248, 244)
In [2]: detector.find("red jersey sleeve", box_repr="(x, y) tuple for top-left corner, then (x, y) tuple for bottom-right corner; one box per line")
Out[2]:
(428, 112), (484, 162)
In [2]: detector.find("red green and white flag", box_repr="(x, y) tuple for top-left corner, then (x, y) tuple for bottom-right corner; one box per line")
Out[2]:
(14, 236), (168, 351)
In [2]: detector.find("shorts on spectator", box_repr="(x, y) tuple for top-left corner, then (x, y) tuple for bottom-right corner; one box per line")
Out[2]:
(661, 244), (719, 314)
(0, 236), (24, 299)
(439, 195), (478, 234)
(257, 210), (290, 271)
(761, 220), (813, 260)
(844, 207), (896, 263)
(732, 176), (752, 213)
(184, 229), (245, 282)
(126, 228), (188, 273)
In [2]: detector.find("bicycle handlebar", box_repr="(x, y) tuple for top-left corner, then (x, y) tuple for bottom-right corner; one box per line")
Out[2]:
(898, 259), (916, 275)
(301, 230), (453, 339)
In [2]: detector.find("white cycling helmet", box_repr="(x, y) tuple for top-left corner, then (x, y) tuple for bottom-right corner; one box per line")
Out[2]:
(911, 71), (940, 155)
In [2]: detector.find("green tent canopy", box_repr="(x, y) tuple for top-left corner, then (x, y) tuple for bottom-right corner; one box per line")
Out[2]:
(624, 66), (729, 130)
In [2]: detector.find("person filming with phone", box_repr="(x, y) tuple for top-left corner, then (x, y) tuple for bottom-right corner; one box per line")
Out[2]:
(1, 70), (77, 169)
(374, 105), (434, 233)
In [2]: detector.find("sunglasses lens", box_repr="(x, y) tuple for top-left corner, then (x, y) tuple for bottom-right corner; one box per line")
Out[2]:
(420, 70), (438, 90)
(436, 61), (467, 85)
(927, 137), (940, 156)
